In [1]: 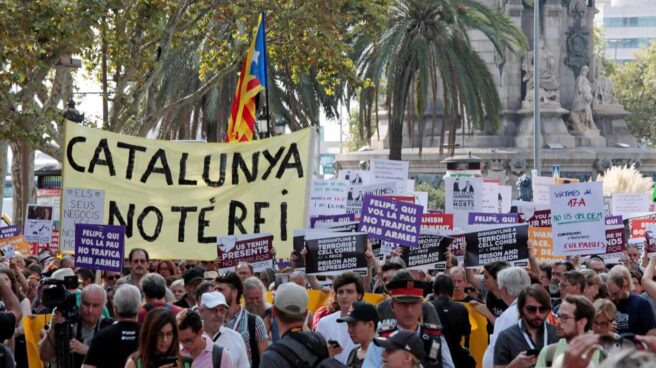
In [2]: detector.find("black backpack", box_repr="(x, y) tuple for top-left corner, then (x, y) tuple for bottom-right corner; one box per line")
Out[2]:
(268, 331), (346, 368)
(211, 344), (224, 368)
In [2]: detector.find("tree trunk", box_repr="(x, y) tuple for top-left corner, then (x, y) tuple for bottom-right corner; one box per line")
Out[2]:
(0, 141), (7, 216)
(388, 118), (403, 161)
(10, 140), (36, 229)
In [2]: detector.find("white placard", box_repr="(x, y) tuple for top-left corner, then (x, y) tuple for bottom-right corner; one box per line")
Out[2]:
(411, 192), (429, 210)
(532, 176), (554, 209)
(499, 185), (512, 214)
(551, 182), (605, 256)
(61, 188), (105, 253)
(346, 182), (396, 217)
(370, 159), (409, 194)
(405, 179), (416, 193)
(445, 177), (483, 229)
(338, 169), (371, 186)
(482, 181), (500, 213)
(24, 204), (54, 243)
(309, 179), (349, 217)
(610, 192), (650, 217)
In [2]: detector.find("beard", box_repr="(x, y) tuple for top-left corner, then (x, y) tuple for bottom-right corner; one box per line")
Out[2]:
(246, 302), (267, 317)
(524, 315), (545, 329)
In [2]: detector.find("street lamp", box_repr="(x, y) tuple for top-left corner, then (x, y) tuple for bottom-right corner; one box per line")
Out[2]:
(63, 100), (84, 123)
(256, 113), (269, 139)
(273, 116), (287, 135)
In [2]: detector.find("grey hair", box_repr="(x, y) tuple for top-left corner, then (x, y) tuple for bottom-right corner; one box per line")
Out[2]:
(497, 267), (530, 297)
(448, 267), (466, 279)
(290, 270), (307, 282)
(243, 276), (266, 294)
(171, 279), (184, 288)
(165, 288), (175, 303)
(140, 272), (167, 299)
(113, 284), (141, 317)
(81, 284), (108, 306)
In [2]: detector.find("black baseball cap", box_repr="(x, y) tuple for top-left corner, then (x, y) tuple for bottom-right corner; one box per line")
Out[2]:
(373, 330), (425, 359)
(336, 302), (379, 325)
(184, 267), (205, 285)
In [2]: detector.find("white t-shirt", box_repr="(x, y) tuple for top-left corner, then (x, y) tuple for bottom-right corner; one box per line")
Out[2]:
(211, 326), (250, 368)
(316, 311), (357, 364)
(483, 299), (519, 368)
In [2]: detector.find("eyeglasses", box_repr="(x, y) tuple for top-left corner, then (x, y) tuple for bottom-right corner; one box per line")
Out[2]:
(158, 331), (174, 340)
(556, 313), (574, 322)
(105, 275), (120, 281)
(132, 259), (147, 264)
(525, 305), (550, 314)
(180, 333), (198, 345)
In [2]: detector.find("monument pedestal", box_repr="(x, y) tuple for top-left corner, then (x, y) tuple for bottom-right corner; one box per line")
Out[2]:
(593, 104), (637, 147)
(569, 128), (607, 147)
(515, 105), (576, 148)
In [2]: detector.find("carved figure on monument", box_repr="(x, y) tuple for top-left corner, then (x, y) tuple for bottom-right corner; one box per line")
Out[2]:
(568, 0), (588, 17)
(569, 65), (597, 132)
(592, 55), (617, 105)
(521, 40), (560, 107)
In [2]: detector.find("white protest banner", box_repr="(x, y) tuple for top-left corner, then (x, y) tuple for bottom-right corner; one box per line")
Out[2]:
(338, 169), (371, 186)
(217, 233), (274, 273)
(370, 159), (409, 194)
(481, 181), (500, 213)
(444, 177), (483, 229)
(499, 185), (512, 213)
(60, 188), (105, 253)
(304, 232), (367, 276)
(23, 205), (54, 244)
(309, 179), (349, 217)
(610, 192), (650, 217)
(550, 182), (605, 256)
(346, 182), (396, 217)
(532, 176), (554, 209)
(411, 192), (429, 210)
(405, 179), (416, 193)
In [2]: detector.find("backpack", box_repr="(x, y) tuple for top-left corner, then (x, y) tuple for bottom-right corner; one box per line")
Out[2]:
(211, 344), (224, 368)
(246, 313), (260, 368)
(268, 331), (346, 368)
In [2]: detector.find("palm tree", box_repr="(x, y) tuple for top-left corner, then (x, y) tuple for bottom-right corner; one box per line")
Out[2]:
(358, 0), (528, 159)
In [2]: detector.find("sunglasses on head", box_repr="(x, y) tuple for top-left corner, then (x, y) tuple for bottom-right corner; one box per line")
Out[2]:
(525, 305), (550, 314)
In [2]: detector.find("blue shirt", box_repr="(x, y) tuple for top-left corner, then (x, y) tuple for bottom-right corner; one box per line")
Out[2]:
(615, 293), (656, 335)
(362, 326), (455, 368)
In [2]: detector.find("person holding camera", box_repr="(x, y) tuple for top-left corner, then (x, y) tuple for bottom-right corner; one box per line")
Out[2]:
(38, 284), (112, 368)
(0, 265), (23, 368)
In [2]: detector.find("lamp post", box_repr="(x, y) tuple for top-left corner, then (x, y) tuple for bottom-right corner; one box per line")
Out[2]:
(273, 116), (287, 135)
(256, 113), (269, 139)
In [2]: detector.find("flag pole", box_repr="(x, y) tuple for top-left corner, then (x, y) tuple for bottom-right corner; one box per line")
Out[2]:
(262, 12), (271, 137)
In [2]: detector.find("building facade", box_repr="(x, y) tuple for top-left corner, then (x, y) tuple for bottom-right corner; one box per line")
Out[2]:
(599, 0), (656, 62)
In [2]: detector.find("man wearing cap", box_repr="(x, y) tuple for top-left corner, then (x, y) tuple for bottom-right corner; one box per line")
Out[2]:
(363, 275), (454, 368)
(262, 283), (339, 367)
(174, 267), (206, 308)
(199, 292), (250, 368)
(337, 301), (379, 368)
(373, 330), (426, 368)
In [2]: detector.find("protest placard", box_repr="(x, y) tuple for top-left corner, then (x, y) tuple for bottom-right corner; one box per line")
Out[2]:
(532, 176), (555, 209)
(645, 225), (656, 257)
(528, 227), (565, 263)
(37, 189), (61, 222)
(0, 226), (29, 257)
(464, 224), (529, 268)
(370, 159), (409, 194)
(63, 121), (314, 260)
(611, 192), (650, 217)
(421, 213), (454, 231)
(550, 182), (606, 256)
(23, 204), (54, 244)
(217, 233), (274, 273)
(381, 195), (415, 203)
(309, 179), (349, 217)
(525, 210), (552, 227)
(292, 229), (306, 269)
(338, 169), (371, 186)
(412, 192), (429, 210)
(467, 212), (519, 227)
(346, 182), (396, 217)
(310, 214), (355, 228)
(61, 188), (105, 253)
(629, 218), (656, 239)
(399, 234), (452, 271)
(603, 227), (626, 264)
(0, 225), (20, 240)
(444, 177), (483, 228)
(313, 221), (360, 232)
(499, 185), (512, 213)
(304, 232), (367, 275)
(74, 224), (125, 272)
(481, 181), (500, 213)
(359, 195), (423, 247)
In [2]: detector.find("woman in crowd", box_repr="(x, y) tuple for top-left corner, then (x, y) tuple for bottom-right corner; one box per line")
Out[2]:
(156, 260), (178, 286)
(171, 279), (185, 302)
(125, 308), (191, 368)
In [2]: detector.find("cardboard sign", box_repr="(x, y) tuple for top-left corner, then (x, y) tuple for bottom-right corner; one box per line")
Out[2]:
(338, 169), (371, 186)
(499, 185), (512, 214)
(23, 204), (54, 244)
(629, 218), (656, 239)
(217, 234), (274, 273)
(550, 182), (605, 256)
(400, 234), (452, 271)
(611, 192), (650, 217)
(528, 227), (565, 263)
(346, 182), (396, 217)
(309, 179), (349, 217)
(421, 214), (454, 231)
(37, 189), (61, 222)
(310, 214), (355, 228)
(370, 159), (409, 194)
(525, 210), (552, 228)
(464, 224), (529, 268)
(445, 177), (483, 228)
(532, 176), (555, 208)
(481, 181), (500, 213)
(304, 232), (367, 275)
(359, 195), (423, 247)
(467, 212), (519, 226)
(74, 224), (125, 271)
(61, 188), (105, 253)
(0, 225), (20, 240)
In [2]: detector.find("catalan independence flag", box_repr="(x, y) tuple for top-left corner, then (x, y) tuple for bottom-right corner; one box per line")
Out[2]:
(226, 13), (268, 143)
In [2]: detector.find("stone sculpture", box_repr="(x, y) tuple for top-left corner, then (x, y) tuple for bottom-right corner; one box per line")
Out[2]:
(521, 40), (560, 107)
(570, 65), (597, 132)
(592, 56), (617, 105)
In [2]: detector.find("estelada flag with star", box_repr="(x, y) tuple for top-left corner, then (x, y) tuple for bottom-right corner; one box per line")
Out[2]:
(226, 13), (268, 142)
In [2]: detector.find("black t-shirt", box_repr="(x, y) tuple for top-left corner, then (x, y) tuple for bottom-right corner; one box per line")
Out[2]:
(485, 292), (507, 335)
(84, 321), (140, 368)
(173, 294), (192, 309)
(0, 312), (16, 340)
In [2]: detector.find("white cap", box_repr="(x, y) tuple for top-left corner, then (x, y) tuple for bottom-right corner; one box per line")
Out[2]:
(201, 291), (228, 308)
(51, 268), (75, 281)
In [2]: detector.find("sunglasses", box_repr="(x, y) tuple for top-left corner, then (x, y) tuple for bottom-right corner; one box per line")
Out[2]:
(525, 305), (550, 314)
(132, 259), (147, 264)
(105, 275), (120, 281)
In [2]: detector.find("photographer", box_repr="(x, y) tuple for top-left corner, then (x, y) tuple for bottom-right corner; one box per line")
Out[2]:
(38, 284), (113, 368)
(0, 265), (23, 368)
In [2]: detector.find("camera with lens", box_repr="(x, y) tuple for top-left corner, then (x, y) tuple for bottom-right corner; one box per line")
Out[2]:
(41, 275), (79, 318)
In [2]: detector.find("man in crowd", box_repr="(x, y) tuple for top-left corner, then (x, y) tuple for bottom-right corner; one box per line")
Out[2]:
(60, 255), (75, 269)
(0, 270), (22, 367)
(483, 267), (531, 368)
(449, 267), (477, 302)
(607, 265), (656, 335)
(82, 284), (141, 368)
(364, 273), (454, 368)
(377, 270), (442, 331)
(467, 261), (509, 335)
(372, 330), (426, 368)
(118, 248), (149, 289)
(76, 269), (94, 288)
(243, 276), (271, 319)
(216, 271), (268, 367)
(174, 267), (205, 308)
(586, 257), (606, 274)
(139, 273), (183, 322)
(101, 271), (121, 288)
(235, 261), (254, 282)
(39, 284), (113, 368)
(337, 301), (378, 367)
(316, 272), (365, 364)
(537, 295), (599, 367)
(178, 309), (234, 368)
(493, 285), (558, 368)
(559, 271), (585, 299)
(198, 292), (250, 368)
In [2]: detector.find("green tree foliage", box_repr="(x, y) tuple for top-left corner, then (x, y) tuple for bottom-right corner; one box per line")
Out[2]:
(415, 182), (445, 210)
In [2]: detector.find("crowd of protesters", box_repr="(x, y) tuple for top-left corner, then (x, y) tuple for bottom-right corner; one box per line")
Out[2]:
(2, 240), (656, 368)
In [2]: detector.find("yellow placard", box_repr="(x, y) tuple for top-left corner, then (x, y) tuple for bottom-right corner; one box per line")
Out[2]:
(460, 302), (489, 368)
(529, 226), (566, 263)
(24, 314), (52, 368)
(62, 121), (314, 260)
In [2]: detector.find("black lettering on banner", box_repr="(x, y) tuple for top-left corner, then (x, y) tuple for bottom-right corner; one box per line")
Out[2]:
(229, 200), (248, 234)
(464, 224), (529, 268)
(137, 206), (163, 242)
(276, 143), (303, 179)
(108, 201), (134, 237)
(254, 202), (269, 233)
(140, 149), (173, 185)
(88, 138), (116, 176)
(305, 233), (367, 275)
(232, 152), (259, 185)
(262, 147), (285, 180)
(66, 136), (87, 172)
(171, 206), (198, 242)
(178, 153), (198, 185)
(203, 154), (227, 187)
(116, 142), (147, 180)
(198, 206), (217, 243)
(280, 189), (288, 241)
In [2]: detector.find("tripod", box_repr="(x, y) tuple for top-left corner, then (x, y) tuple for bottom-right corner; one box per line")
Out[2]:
(53, 321), (75, 368)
